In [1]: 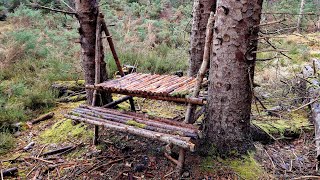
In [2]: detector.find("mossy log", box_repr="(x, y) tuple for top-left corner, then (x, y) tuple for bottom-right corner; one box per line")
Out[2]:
(302, 58), (320, 160)
(57, 94), (86, 103)
(52, 80), (85, 97)
(30, 112), (54, 124)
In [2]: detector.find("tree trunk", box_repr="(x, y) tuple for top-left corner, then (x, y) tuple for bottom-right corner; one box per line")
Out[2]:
(188, 0), (216, 77)
(75, 0), (112, 105)
(297, 0), (306, 33)
(205, 0), (263, 156)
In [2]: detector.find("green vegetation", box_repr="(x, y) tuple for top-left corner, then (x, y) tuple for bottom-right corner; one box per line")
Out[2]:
(40, 119), (93, 143)
(126, 119), (146, 128)
(0, 132), (15, 154)
(253, 110), (312, 137)
(200, 153), (264, 180)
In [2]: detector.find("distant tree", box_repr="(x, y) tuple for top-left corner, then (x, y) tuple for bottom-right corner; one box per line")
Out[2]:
(297, 0), (306, 32)
(75, 0), (112, 105)
(188, 0), (216, 77)
(205, 0), (264, 156)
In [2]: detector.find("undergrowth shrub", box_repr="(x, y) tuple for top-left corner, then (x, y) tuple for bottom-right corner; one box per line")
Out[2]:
(0, 5), (80, 128)
(0, 132), (15, 154)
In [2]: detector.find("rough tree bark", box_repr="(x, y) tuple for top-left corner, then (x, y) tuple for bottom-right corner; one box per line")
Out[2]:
(297, 0), (306, 32)
(188, 0), (216, 77)
(75, 0), (112, 105)
(205, 0), (264, 156)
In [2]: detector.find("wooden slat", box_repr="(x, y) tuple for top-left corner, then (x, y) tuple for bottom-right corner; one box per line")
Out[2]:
(91, 73), (198, 100)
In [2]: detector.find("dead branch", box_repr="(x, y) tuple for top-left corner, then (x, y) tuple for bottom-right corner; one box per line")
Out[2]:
(40, 145), (74, 157)
(252, 49), (289, 53)
(262, 12), (318, 16)
(264, 39), (293, 60)
(184, 11), (214, 124)
(257, 19), (286, 27)
(30, 112), (54, 125)
(25, 157), (55, 164)
(1, 167), (18, 177)
(87, 158), (124, 173)
(27, 3), (76, 15)
(256, 56), (280, 61)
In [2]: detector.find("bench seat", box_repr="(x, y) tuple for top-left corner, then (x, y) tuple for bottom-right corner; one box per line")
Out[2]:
(65, 105), (198, 152)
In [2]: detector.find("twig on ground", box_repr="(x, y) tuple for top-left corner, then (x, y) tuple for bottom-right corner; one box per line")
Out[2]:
(26, 165), (38, 178)
(291, 96), (319, 112)
(265, 149), (276, 170)
(37, 144), (48, 158)
(26, 157), (55, 164)
(88, 158), (124, 173)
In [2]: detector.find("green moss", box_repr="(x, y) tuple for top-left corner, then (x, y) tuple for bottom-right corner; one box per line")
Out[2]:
(66, 149), (86, 159)
(252, 110), (311, 137)
(170, 90), (189, 97)
(200, 153), (263, 179)
(39, 119), (93, 143)
(126, 120), (146, 128)
(200, 157), (216, 172)
(227, 153), (263, 180)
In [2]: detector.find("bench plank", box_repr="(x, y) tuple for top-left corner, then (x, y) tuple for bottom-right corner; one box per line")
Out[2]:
(65, 105), (197, 151)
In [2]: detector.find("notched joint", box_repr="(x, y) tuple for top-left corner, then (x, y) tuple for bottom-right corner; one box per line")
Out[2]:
(221, 6), (229, 15)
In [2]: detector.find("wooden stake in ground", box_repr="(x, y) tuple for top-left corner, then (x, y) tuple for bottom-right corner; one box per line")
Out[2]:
(185, 11), (215, 124)
(92, 13), (102, 145)
(100, 14), (135, 112)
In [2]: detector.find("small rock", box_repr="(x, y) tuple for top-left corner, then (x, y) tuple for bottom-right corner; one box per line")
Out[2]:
(13, 131), (21, 137)
(23, 142), (35, 151)
(85, 150), (101, 158)
(181, 171), (190, 178)
(133, 163), (146, 172)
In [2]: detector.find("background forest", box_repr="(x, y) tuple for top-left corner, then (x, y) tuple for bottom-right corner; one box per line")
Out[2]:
(0, 0), (319, 178)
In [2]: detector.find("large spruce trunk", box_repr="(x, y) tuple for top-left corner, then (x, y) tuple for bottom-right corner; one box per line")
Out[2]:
(188, 0), (216, 77)
(205, 0), (263, 155)
(75, 0), (112, 105)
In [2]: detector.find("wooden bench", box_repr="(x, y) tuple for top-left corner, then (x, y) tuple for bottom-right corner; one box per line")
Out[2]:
(65, 12), (212, 173)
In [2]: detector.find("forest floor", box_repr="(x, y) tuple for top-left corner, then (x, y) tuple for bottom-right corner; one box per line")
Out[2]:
(0, 93), (318, 179)
(1, 18), (320, 179)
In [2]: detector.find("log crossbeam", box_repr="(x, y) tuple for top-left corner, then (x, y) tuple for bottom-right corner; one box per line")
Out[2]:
(65, 105), (197, 152)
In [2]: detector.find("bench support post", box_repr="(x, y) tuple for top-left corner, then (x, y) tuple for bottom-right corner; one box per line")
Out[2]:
(177, 148), (185, 173)
(129, 98), (136, 111)
(93, 125), (99, 145)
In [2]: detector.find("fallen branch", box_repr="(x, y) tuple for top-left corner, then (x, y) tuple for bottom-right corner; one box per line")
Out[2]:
(27, 3), (76, 15)
(1, 167), (18, 177)
(40, 145), (74, 157)
(30, 112), (54, 125)
(25, 157), (55, 164)
(88, 158), (124, 173)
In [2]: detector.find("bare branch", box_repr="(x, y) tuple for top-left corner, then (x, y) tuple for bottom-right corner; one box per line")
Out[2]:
(27, 3), (76, 15)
